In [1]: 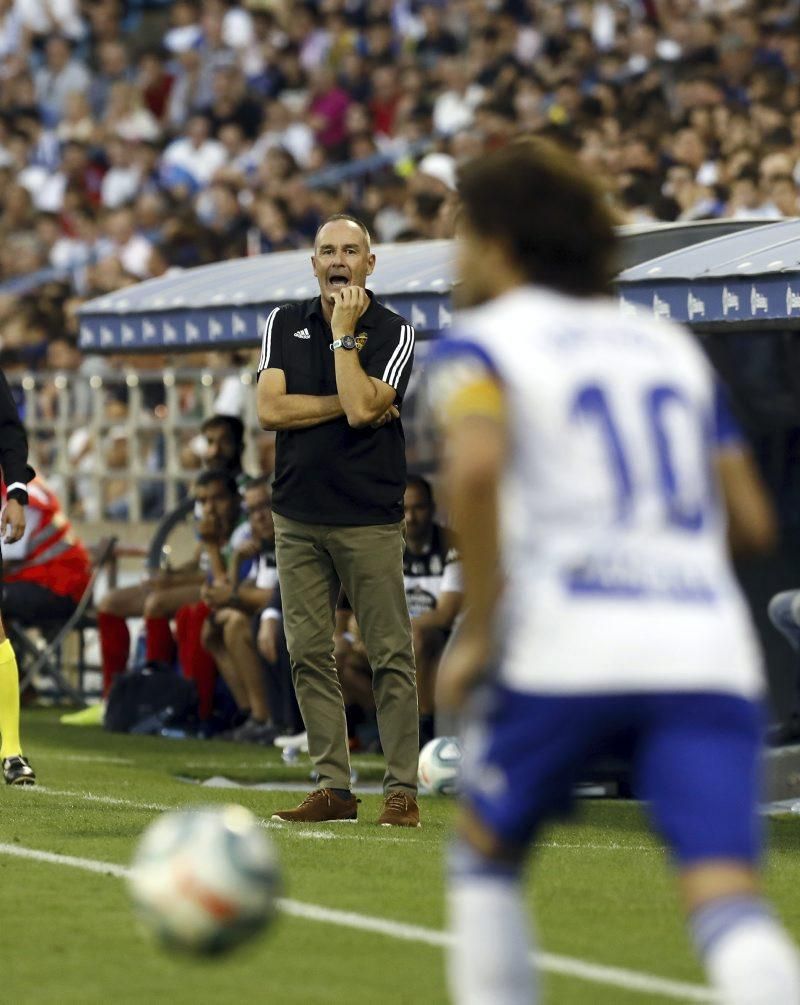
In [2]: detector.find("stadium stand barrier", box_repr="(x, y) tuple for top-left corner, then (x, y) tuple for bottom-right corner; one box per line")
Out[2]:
(7, 366), (264, 522)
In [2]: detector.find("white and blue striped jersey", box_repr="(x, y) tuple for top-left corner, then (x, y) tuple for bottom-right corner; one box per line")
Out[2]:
(431, 287), (764, 698)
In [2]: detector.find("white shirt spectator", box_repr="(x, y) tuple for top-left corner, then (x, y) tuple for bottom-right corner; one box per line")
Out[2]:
(222, 6), (254, 49)
(18, 165), (65, 212)
(252, 121), (315, 170)
(161, 136), (227, 187)
(432, 83), (485, 136)
(164, 24), (203, 54)
(0, 5), (23, 60)
(117, 233), (153, 278)
(35, 58), (91, 120)
(49, 235), (92, 271)
(101, 165), (141, 209)
(114, 107), (161, 144)
(15, 0), (85, 40)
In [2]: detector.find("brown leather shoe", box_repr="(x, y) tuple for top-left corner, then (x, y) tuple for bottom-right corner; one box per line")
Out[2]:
(377, 791), (421, 828)
(271, 788), (358, 823)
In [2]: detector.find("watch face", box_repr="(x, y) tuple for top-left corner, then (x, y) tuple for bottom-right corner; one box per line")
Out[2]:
(342, 335), (356, 349)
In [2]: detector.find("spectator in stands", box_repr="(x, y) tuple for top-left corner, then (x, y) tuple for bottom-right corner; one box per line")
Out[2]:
(161, 113), (226, 190)
(10, 0), (800, 516)
(767, 175), (799, 218)
(35, 36), (90, 125)
(201, 476), (282, 742)
(99, 205), (153, 279)
(89, 39), (132, 119)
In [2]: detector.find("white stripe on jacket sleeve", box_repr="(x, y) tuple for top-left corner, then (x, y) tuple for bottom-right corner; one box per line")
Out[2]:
(258, 307), (281, 373)
(381, 324), (415, 388)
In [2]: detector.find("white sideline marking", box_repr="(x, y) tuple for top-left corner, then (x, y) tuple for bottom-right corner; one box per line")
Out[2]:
(0, 842), (713, 1002)
(55, 755), (136, 766)
(25, 786), (662, 851)
(27, 787), (407, 844)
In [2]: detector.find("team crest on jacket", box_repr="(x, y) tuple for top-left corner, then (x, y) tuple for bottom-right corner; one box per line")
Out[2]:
(355, 333), (368, 351)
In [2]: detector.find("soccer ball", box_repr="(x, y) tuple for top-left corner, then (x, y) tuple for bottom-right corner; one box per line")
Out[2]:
(418, 736), (462, 795)
(128, 804), (281, 955)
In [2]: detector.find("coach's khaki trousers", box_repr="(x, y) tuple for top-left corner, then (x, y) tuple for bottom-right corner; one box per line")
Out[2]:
(273, 512), (418, 795)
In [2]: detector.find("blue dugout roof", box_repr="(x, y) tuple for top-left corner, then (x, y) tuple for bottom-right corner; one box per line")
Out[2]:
(78, 240), (453, 352)
(79, 220), (800, 352)
(617, 219), (800, 329)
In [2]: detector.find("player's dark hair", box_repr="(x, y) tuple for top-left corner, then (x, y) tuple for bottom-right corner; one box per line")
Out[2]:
(456, 138), (619, 297)
(406, 473), (434, 506)
(314, 213), (372, 250)
(202, 413), (244, 450)
(194, 468), (239, 497)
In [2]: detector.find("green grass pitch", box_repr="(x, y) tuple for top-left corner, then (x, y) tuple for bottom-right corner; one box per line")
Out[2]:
(3, 709), (800, 1004)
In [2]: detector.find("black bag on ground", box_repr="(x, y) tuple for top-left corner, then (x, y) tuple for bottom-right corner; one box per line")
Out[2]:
(104, 661), (198, 734)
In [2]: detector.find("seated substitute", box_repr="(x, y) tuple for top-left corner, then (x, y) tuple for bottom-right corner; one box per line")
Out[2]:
(259, 582), (306, 749)
(336, 475), (463, 748)
(97, 414), (247, 695)
(201, 476), (283, 742)
(168, 469), (243, 722)
(402, 475), (463, 746)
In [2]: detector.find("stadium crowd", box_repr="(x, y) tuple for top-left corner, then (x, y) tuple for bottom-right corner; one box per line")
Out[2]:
(1, 0), (800, 383)
(4, 0), (800, 735)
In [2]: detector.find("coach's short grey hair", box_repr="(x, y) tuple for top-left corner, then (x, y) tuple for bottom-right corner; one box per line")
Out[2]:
(314, 214), (372, 250)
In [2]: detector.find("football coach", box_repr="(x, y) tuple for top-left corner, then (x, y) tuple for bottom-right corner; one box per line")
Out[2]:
(257, 213), (420, 827)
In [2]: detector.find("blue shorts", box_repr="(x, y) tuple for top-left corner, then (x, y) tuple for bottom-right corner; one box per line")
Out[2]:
(461, 688), (765, 866)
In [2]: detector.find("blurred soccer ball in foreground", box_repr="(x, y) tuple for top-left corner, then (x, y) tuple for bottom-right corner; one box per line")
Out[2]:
(418, 736), (462, 795)
(128, 804), (280, 954)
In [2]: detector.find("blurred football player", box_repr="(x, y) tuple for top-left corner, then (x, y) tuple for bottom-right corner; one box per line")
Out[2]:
(430, 140), (800, 1005)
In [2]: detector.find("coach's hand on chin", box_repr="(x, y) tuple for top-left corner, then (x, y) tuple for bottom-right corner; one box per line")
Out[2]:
(330, 285), (369, 333)
(435, 629), (489, 712)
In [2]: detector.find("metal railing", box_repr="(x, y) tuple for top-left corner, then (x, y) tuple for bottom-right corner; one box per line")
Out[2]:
(10, 367), (263, 522)
(9, 353), (437, 522)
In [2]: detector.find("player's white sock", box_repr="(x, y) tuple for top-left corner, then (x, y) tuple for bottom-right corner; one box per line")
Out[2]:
(448, 840), (536, 1005)
(691, 895), (800, 1005)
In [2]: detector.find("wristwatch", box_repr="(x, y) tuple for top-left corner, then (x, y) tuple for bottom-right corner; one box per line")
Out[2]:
(330, 335), (357, 351)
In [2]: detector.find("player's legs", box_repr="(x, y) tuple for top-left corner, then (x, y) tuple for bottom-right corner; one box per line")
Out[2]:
(142, 584), (202, 668)
(97, 582), (148, 692)
(413, 622), (448, 745)
(0, 612), (21, 757)
(637, 693), (800, 1005)
(254, 613), (301, 735)
(201, 613), (249, 712)
(273, 513), (348, 790)
(448, 688), (600, 1004)
(220, 609), (271, 722)
(174, 601), (216, 720)
(328, 521), (418, 795)
(449, 807), (536, 1005)
(98, 583), (148, 619)
(0, 612), (34, 783)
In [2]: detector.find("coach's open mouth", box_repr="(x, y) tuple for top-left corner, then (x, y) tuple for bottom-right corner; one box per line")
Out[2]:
(328, 272), (350, 287)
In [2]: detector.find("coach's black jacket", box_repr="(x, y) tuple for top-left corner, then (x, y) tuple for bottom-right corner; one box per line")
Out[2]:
(257, 293), (414, 526)
(0, 369), (34, 505)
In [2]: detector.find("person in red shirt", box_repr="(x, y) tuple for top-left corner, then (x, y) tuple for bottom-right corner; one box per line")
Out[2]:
(1, 477), (91, 625)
